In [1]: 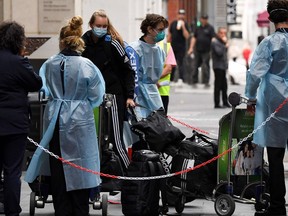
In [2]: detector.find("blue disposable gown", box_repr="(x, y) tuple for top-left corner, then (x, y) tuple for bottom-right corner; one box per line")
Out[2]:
(245, 31), (288, 148)
(25, 53), (105, 191)
(130, 40), (165, 118)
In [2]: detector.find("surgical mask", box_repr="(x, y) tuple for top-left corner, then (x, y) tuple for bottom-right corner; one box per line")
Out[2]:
(154, 30), (165, 42)
(92, 27), (107, 38)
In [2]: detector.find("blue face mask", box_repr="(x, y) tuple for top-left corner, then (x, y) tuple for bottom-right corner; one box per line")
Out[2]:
(154, 30), (165, 42)
(92, 27), (107, 38)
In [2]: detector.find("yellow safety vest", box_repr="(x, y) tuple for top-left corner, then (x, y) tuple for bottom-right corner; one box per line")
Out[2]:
(158, 41), (171, 96)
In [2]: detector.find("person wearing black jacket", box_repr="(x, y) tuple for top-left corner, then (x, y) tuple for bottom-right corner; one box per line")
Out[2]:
(82, 9), (135, 171)
(0, 21), (42, 216)
(211, 27), (230, 108)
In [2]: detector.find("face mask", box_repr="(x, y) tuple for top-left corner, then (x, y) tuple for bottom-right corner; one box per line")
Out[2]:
(92, 27), (107, 38)
(154, 30), (165, 42)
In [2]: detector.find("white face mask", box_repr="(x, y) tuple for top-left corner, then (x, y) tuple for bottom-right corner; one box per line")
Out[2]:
(92, 27), (107, 38)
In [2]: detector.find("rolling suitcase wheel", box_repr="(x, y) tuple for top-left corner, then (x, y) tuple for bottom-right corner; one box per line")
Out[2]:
(255, 193), (270, 211)
(175, 195), (185, 214)
(214, 194), (235, 216)
(101, 194), (108, 216)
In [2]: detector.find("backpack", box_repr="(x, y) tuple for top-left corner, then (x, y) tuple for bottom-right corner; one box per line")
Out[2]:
(121, 150), (168, 216)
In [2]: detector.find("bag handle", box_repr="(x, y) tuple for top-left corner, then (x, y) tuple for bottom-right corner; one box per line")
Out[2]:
(190, 130), (217, 146)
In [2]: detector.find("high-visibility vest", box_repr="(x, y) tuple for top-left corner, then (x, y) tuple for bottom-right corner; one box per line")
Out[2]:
(158, 41), (171, 96)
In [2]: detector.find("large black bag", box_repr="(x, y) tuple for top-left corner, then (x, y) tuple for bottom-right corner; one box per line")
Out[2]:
(131, 108), (185, 152)
(169, 131), (218, 197)
(100, 149), (124, 192)
(121, 150), (168, 216)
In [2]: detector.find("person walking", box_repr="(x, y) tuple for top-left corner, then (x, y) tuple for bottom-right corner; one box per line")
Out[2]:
(167, 9), (190, 84)
(211, 27), (230, 108)
(157, 41), (177, 114)
(245, 0), (288, 215)
(188, 14), (215, 88)
(0, 21), (42, 216)
(82, 9), (135, 170)
(25, 16), (105, 216)
(130, 13), (169, 118)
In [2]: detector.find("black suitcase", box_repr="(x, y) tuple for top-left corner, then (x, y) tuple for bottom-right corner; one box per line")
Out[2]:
(121, 150), (168, 216)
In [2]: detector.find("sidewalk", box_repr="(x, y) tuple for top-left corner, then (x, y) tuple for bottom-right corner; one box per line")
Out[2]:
(18, 173), (288, 216)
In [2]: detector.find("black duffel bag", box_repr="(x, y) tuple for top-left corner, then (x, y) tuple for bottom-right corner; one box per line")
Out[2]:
(130, 108), (185, 152)
(169, 131), (218, 197)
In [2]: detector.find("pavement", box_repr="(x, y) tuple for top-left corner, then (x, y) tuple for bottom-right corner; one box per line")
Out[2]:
(3, 82), (288, 215)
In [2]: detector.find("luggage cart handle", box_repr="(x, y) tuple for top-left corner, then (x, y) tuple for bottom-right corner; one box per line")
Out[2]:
(228, 92), (256, 107)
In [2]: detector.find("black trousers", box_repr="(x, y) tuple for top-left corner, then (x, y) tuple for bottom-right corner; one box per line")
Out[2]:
(161, 95), (169, 115)
(266, 147), (286, 215)
(108, 95), (130, 169)
(192, 51), (211, 84)
(171, 50), (185, 82)
(0, 133), (27, 216)
(213, 69), (228, 106)
(49, 122), (90, 216)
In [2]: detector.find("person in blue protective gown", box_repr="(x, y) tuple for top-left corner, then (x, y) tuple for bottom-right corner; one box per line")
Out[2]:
(130, 13), (169, 118)
(245, 1), (288, 215)
(25, 16), (105, 216)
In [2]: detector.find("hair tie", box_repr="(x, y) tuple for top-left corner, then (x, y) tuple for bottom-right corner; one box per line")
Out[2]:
(269, 8), (288, 14)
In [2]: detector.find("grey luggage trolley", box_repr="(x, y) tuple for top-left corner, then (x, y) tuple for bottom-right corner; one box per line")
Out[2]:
(27, 90), (53, 216)
(91, 93), (125, 216)
(213, 92), (270, 216)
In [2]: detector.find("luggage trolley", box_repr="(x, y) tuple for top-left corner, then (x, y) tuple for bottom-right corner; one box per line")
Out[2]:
(27, 90), (53, 216)
(91, 93), (125, 216)
(213, 92), (270, 216)
(28, 93), (116, 216)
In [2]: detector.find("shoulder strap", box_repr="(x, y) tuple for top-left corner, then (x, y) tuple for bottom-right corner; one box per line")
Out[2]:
(156, 161), (169, 214)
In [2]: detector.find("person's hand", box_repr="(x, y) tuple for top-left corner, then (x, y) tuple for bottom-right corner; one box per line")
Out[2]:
(246, 99), (256, 116)
(177, 20), (184, 30)
(187, 47), (193, 55)
(126, 98), (135, 108)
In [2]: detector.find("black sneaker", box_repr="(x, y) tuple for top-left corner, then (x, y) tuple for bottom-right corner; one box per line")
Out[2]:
(214, 105), (223, 109)
(223, 103), (231, 108)
(255, 210), (287, 216)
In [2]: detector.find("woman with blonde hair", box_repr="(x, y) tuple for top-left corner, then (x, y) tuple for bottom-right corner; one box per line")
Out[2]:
(82, 10), (135, 172)
(25, 16), (105, 215)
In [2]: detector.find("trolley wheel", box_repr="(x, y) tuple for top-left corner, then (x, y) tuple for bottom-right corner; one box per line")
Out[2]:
(175, 195), (185, 214)
(92, 199), (101, 210)
(214, 194), (235, 216)
(255, 193), (270, 211)
(102, 194), (108, 216)
(29, 192), (36, 216)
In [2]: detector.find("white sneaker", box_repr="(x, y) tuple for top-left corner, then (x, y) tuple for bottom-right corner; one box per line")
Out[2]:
(176, 79), (183, 87)
(108, 192), (121, 204)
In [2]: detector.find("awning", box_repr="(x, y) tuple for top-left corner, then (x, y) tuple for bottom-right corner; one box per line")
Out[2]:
(257, 10), (269, 27)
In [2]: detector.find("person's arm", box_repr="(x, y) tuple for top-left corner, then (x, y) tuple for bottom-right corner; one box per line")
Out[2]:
(245, 39), (271, 114)
(181, 22), (190, 40)
(111, 39), (136, 107)
(211, 39), (226, 57)
(187, 36), (196, 55)
(160, 64), (172, 78)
